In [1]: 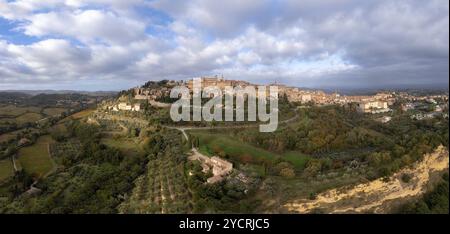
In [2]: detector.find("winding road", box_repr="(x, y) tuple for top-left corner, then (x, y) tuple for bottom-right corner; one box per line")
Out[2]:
(164, 106), (301, 141)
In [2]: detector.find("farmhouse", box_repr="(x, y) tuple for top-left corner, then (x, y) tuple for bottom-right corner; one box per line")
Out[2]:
(377, 116), (392, 123)
(189, 149), (233, 184)
(17, 138), (31, 147)
(411, 112), (438, 120)
(118, 102), (132, 111)
(110, 102), (141, 112)
(210, 156), (233, 177)
(206, 156), (233, 184)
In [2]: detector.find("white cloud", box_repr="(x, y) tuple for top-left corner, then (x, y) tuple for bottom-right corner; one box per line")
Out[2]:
(0, 0), (448, 89)
(21, 10), (146, 45)
(151, 0), (271, 37)
(4, 39), (88, 77)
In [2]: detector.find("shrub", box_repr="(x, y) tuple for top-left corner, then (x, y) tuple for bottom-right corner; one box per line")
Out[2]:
(401, 173), (412, 183)
(279, 168), (295, 178)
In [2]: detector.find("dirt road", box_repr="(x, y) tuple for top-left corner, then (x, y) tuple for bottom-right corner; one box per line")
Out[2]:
(164, 106), (300, 141)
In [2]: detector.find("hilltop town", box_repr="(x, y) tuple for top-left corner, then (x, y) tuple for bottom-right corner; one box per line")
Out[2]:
(103, 76), (449, 121)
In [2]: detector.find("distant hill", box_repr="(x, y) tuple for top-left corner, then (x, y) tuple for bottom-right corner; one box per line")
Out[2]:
(0, 92), (31, 103)
(0, 91), (116, 107)
(0, 90), (117, 96)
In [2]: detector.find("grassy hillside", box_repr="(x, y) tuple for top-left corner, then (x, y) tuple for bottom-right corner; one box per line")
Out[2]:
(43, 108), (67, 116)
(101, 137), (145, 157)
(15, 113), (43, 125)
(190, 131), (311, 169)
(18, 135), (55, 178)
(192, 131), (277, 160)
(282, 151), (312, 170)
(0, 159), (14, 182)
(59, 109), (95, 123)
(0, 132), (16, 143)
(0, 105), (41, 117)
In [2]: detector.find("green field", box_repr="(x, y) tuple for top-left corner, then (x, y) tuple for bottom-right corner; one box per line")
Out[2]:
(43, 108), (67, 116)
(0, 132), (16, 143)
(15, 112), (43, 125)
(190, 131), (311, 169)
(192, 131), (277, 162)
(18, 135), (55, 177)
(0, 105), (28, 117)
(59, 109), (95, 123)
(0, 118), (16, 124)
(71, 109), (94, 119)
(0, 105), (41, 117)
(49, 123), (68, 136)
(0, 128), (39, 143)
(0, 105), (43, 129)
(281, 151), (312, 170)
(0, 159), (14, 182)
(101, 137), (144, 157)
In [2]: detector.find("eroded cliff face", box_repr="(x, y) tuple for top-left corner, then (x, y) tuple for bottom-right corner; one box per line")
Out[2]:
(284, 145), (449, 214)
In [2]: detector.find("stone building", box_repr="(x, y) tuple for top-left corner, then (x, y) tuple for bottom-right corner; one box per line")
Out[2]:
(205, 156), (233, 184)
(357, 101), (390, 113)
(110, 102), (141, 112)
(187, 76), (251, 90)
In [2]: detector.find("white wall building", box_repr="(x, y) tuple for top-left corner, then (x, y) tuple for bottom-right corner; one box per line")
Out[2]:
(111, 102), (141, 112)
(357, 101), (390, 114)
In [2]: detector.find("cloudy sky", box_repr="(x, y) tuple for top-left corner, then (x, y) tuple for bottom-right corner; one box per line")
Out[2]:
(0, 0), (448, 91)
